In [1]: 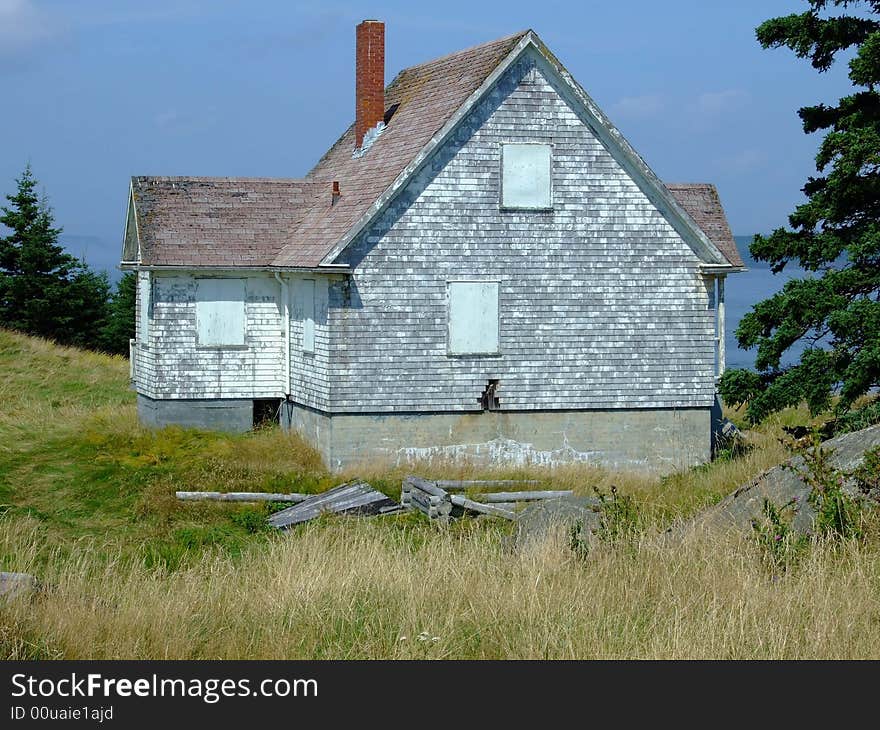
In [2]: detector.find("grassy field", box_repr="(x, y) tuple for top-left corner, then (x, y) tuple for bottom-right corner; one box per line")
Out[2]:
(1, 328), (879, 659)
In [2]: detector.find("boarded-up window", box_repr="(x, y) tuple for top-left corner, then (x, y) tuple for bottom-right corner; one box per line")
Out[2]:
(296, 279), (316, 353)
(448, 281), (499, 355)
(501, 143), (552, 209)
(196, 279), (246, 346)
(138, 273), (151, 344)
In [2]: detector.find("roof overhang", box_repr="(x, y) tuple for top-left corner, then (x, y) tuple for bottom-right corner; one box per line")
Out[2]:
(699, 264), (747, 275)
(124, 264), (351, 275)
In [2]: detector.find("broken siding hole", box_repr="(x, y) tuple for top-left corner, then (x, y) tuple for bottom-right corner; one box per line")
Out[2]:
(253, 398), (281, 428)
(479, 379), (501, 411)
(383, 103), (400, 125)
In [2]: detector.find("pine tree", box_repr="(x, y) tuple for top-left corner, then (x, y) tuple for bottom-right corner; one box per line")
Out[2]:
(99, 272), (136, 355)
(719, 1), (880, 423)
(0, 164), (110, 347)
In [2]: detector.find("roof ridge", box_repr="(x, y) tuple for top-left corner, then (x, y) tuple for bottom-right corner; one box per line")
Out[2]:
(397, 29), (531, 73)
(133, 175), (317, 184)
(664, 182), (717, 188)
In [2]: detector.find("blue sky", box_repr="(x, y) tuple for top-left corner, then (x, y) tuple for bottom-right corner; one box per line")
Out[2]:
(0, 0), (859, 278)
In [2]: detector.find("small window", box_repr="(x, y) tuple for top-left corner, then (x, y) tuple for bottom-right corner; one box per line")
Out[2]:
(448, 281), (499, 355)
(138, 273), (151, 343)
(296, 279), (316, 353)
(501, 143), (552, 209)
(196, 278), (246, 346)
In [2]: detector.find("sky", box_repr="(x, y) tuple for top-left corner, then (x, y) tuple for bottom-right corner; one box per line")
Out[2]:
(0, 0), (862, 278)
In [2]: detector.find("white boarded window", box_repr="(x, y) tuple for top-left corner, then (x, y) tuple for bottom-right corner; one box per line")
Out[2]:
(138, 273), (151, 344)
(196, 278), (246, 346)
(296, 279), (316, 353)
(501, 143), (552, 209)
(448, 281), (499, 355)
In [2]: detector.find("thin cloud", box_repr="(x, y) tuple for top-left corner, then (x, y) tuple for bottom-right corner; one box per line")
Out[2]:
(0, 0), (58, 56)
(717, 148), (767, 174)
(694, 89), (750, 116)
(155, 110), (180, 129)
(610, 93), (666, 119)
(154, 106), (218, 135)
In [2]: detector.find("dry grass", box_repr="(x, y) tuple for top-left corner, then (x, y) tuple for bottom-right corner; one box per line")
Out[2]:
(4, 515), (880, 660)
(2, 327), (879, 659)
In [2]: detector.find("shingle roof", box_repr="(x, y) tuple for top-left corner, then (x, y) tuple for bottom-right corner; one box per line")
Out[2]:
(131, 177), (323, 267)
(273, 31), (530, 267)
(130, 32), (743, 270)
(665, 183), (744, 267)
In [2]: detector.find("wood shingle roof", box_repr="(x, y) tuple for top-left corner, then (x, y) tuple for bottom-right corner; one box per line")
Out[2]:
(129, 31), (743, 270)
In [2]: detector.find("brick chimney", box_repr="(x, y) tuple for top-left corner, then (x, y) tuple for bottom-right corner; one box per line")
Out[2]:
(355, 20), (385, 150)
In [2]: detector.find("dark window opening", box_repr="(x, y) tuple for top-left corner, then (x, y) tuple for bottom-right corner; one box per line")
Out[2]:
(253, 399), (280, 428)
(478, 379), (501, 411)
(384, 103), (400, 125)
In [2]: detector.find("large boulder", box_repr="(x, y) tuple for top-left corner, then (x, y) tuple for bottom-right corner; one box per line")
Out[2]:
(0, 572), (38, 602)
(684, 423), (880, 536)
(513, 496), (601, 552)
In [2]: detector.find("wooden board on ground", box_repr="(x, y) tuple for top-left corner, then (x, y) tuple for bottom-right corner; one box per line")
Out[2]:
(435, 480), (539, 491)
(468, 490), (573, 503)
(267, 482), (397, 529)
(177, 491), (309, 503)
(450, 494), (516, 520)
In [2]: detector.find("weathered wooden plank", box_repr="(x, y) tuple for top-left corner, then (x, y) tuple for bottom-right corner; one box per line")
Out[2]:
(378, 504), (408, 515)
(176, 491), (309, 503)
(450, 494), (516, 520)
(436, 480), (540, 491)
(403, 475), (449, 498)
(268, 482), (396, 529)
(469, 490), (573, 503)
(410, 490), (451, 518)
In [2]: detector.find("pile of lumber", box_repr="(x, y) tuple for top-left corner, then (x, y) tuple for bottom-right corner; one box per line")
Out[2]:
(267, 481), (399, 529)
(176, 477), (574, 528)
(401, 476), (453, 521)
(402, 476), (572, 523)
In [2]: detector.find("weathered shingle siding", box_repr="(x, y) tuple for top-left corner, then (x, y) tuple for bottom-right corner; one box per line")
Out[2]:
(329, 52), (716, 413)
(289, 275), (332, 409)
(134, 271), (157, 398)
(140, 274), (284, 400)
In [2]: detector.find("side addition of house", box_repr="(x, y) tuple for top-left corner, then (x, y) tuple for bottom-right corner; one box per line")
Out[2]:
(121, 20), (745, 473)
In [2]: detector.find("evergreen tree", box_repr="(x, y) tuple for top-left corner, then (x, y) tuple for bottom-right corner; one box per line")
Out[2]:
(0, 164), (110, 348)
(99, 272), (136, 355)
(719, 1), (880, 423)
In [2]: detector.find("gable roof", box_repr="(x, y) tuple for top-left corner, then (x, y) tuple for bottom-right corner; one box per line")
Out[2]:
(128, 30), (743, 271)
(666, 183), (744, 268)
(129, 176), (323, 268)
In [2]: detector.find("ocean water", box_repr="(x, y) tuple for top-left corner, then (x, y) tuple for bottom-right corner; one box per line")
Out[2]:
(725, 235), (809, 371)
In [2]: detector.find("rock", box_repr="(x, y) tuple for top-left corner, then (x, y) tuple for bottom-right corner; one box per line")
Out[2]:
(513, 496), (601, 552)
(719, 418), (741, 441)
(714, 418), (747, 456)
(0, 572), (38, 602)
(683, 423), (880, 537)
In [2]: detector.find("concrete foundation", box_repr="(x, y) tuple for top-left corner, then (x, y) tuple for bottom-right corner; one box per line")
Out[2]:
(283, 401), (712, 474)
(137, 394), (254, 432)
(138, 395), (714, 474)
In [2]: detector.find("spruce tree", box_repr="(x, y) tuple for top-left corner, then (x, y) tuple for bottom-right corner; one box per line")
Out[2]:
(0, 164), (109, 348)
(719, 0), (880, 423)
(99, 272), (136, 355)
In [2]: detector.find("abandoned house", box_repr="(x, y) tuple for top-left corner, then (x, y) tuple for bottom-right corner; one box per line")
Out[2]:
(121, 21), (745, 473)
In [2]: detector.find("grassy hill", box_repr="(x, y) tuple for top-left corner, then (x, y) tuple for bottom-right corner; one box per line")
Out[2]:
(2, 329), (879, 659)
